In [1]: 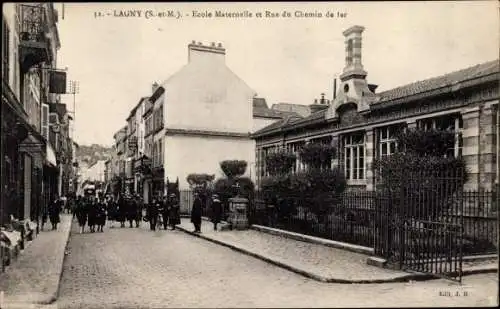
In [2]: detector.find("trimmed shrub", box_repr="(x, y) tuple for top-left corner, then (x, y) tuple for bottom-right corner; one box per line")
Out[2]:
(220, 160), (247, 179)
(265, 151), (297, 176)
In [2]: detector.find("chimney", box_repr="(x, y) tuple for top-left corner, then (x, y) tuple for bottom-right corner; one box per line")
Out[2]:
(342, 26), (366, 75)
(188, 40), (226, 63)
(309, 93), (329, 114)
(152, 82), (159, 93)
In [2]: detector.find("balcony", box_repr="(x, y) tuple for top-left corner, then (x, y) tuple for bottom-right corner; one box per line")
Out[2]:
(18, 4), (52, 74)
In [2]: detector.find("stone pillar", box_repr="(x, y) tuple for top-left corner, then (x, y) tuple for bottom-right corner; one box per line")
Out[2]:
(461, 106), (480, 191)
(365, 129), (375, 191)
(479, 103), (496, 191)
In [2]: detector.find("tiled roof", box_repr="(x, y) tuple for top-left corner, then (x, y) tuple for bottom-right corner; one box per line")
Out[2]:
(271, 103), (311, 117)
(375, 60), (499, 103)
(253, 109), (325, 135)
(254, 59), (499, 137)
(253, 97), (302, 119)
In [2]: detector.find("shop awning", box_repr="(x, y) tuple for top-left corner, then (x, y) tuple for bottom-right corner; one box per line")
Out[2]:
(46, 143), (57, 167)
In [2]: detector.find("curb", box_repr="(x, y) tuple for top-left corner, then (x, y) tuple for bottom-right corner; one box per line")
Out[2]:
(250, 224), (374, 256)
(176, 225), (498, 284)
(36, 215), (73, 305)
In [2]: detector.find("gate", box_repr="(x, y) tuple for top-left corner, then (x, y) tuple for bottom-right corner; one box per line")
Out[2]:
(375, 170), (465, 283)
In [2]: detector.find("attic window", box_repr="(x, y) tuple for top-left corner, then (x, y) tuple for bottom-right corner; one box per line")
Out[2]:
(344, 84), (349, 93)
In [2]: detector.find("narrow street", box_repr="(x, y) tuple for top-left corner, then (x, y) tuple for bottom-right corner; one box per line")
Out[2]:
(56, 223), (498, 308)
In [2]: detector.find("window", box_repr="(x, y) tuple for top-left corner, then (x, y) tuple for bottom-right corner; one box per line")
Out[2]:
(41, 104), (49, 141)
(158, 139), (163, 165)
(342, 132), (365, 180)
(377, 125), (400, 159)
(2, 15), (10, 84)
(417, 114), (463, 158)
(152, 142), (158, 167)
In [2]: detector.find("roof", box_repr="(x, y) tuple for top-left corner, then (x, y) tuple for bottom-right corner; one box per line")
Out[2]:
(375, 60), (499, 103)
(271, 103), (311, 117)
(127, 97), (148, 121)
(254, 59), (499, 137)
(253, 97), (302, 119)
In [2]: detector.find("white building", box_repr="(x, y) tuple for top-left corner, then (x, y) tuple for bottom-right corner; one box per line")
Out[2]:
(156, 41), (257, 190)
(80, 160), (106, 183)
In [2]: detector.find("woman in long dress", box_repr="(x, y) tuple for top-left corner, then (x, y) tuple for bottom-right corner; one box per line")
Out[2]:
(168, 194), (181, 230)
(48, 197), (62, 230)
(76, 196), (88, 233)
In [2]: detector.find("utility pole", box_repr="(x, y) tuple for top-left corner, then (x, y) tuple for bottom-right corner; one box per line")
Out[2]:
(68, 80), (79, 140)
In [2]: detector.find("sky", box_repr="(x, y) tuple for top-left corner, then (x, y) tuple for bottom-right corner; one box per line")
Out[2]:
(55, 1), (499, 147)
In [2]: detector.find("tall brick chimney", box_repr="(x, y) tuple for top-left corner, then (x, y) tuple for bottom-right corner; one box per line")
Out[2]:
(341, 25), (367, 80)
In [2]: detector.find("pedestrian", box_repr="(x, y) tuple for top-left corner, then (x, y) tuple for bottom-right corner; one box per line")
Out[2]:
(75, 196), (87, 233)
(108, 197), (118, 228)
(211, 194), (223, 231)
(168, 193), (181, 230)
(48, 196), (61, 230)
(117, 195), (126, 228)
(126, 196), (136, 228)
(135, 195), (143, 228)
(161, 195), (170, 230)
(88, 197), (97, 233)
(147, 198), (159, 231)
(96, 198), (106, 232)
(191, 192), (203, 233)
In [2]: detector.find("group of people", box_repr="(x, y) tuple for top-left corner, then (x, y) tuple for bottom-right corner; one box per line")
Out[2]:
(44, 190), (225, 235)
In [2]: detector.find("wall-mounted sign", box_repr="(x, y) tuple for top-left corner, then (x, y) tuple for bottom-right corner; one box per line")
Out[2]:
(49, 70), (67, 94)
(128, 136), (138, 151)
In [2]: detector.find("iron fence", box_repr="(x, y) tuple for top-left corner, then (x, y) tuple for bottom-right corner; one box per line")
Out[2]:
(250, 189), (498, 256)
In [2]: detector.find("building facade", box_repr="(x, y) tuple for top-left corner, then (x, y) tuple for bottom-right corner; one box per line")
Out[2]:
(112, 126), (127, 195)
(1, 3), (65, 226)
(253, 25), (500, 192)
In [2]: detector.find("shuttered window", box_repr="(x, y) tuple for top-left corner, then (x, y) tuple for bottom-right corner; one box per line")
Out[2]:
(41, 103), (49, 141)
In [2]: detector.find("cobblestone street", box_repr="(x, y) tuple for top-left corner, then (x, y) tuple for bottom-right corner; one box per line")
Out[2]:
(54, 222), (498, 308)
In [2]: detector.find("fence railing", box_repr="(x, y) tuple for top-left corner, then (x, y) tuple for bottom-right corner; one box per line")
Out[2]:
(249, 189), (498, 255)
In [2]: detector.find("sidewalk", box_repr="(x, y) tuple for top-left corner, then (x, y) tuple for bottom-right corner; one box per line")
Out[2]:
(177, 218), (498, 283)
(0, 214), (72, 307)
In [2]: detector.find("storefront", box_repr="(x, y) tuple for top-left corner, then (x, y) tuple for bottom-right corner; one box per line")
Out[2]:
(1, 81), (47, 225)
(133, 155), (152, 203)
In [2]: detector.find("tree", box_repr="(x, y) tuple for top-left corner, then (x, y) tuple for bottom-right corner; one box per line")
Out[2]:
(372, 128), (468, 221)
(265, 152), (296, 176)
(294, 144), (346, 222)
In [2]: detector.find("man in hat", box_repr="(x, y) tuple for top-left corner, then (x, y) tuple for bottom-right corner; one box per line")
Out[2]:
(191, 192), (203, 233)
(211, 194), (223, 231)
